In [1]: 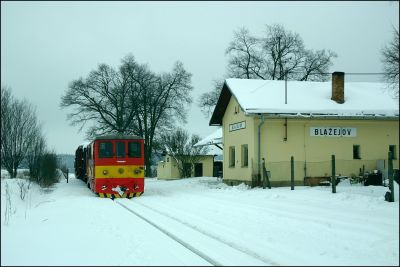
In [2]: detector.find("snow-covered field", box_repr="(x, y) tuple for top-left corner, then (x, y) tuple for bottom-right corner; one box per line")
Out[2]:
(1, 171), (399, 266)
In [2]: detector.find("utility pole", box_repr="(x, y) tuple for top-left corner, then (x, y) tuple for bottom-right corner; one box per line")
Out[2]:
(285, 70), (288, 104)
(291, 156), (294, 190)
(388, 151), (394, 202)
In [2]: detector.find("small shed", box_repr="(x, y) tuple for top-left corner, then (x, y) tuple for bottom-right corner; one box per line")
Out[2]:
(156, 128), (223, 179)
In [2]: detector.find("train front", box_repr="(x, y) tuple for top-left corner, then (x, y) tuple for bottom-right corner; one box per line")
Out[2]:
(90, 135), (145, 198)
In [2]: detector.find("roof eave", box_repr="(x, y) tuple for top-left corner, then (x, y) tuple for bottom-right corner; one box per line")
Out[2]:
(246, 112), (399, 120)
(209, 82), (232, 126)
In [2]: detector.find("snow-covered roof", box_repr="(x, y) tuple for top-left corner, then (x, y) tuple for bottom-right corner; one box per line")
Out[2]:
(192, 128), (223, 156)
(163, 145), (222, 158)
(194, 128), (222, 147)
(210, 78), (399, 125)
(204, 145), (223, 156)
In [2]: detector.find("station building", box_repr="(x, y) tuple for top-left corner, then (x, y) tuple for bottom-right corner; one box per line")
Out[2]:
(209, 72), (399, 187)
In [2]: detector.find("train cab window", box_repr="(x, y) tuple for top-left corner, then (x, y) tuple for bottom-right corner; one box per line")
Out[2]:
(99, 142), (113, 158)
(128, 142), (141, 158)
(116, 142), (126, 158)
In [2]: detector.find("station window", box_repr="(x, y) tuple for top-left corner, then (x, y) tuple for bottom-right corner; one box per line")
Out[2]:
(128, 142), (141, 158)
(389, 145), (397, 159)
(229, 146), (235, 167)
(353, 145), (361, 159)
(241, 144), (248, 167)
(99, 142), (113, 158)
(116, 142), (126, 158)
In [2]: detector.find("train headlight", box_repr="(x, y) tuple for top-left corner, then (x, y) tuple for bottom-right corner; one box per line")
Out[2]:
(102, 170), (108, 175)
(118, 168), (124, 174)
(134, 169), (141, 175)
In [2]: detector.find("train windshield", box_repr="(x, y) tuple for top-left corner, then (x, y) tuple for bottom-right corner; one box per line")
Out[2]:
(99, 142), (113, 158)
(128, 142), (141, 158)
(116, 141), (126, 158)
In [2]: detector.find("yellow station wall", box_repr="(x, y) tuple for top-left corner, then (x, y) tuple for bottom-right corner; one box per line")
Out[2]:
(223, 96), (399, 186)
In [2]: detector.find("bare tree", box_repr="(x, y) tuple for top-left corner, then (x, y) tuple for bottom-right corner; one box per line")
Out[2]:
(160, 128), (209, 178)
(26, 128), (46, 183)
(298, 49), (337, 81)
(260, 24), (305, 80)
(198, 79), (224, 117)
(17, 179), (30, 200)
(199, 24), (337, 115)
(1, 86), (12, 163)
(226, 27), (265, 79)
(381, 27), (399, 98)
(60, 63), (136, 137)
(4, 182), (13, 225)
(61, 54), (193, 176)
(121, 56), (193, 175)
(1, 86), (40, 178)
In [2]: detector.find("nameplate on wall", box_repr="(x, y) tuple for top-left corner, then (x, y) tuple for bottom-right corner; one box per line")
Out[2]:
(229, 121), (246, 132)
(310, 127), (357, 137)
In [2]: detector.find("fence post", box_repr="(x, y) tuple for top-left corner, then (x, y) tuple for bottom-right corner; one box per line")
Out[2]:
(262, 158), (266, 189)
(291, 156), (294, 190)
(388, 151), (394, 202)
(362, 165), (365, 184)
(262, 158), (271, 189)
(331, 155), (336, 193)
(61, 166), (69, 183)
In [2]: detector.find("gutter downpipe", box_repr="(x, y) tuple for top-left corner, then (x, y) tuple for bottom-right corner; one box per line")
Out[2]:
(258, 114), (265, 186)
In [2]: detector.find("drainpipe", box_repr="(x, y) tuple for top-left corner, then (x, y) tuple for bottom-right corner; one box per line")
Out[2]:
(258, 114), (265, 184)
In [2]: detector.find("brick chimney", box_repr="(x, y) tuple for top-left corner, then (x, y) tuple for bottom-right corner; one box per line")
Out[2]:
(331, 71), (344, 104)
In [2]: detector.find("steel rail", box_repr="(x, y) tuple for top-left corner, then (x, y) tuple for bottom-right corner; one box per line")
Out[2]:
(115, 200), (222, 266)
(135, 201), (278, 266)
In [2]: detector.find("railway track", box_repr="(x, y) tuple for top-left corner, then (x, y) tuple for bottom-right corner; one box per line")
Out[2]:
(114, 199), (277, 266)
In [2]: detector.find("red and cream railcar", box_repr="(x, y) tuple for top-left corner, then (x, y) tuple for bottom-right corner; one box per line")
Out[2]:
(78, 135), (145, 198)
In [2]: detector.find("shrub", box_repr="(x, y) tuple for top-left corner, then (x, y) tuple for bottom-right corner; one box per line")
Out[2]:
(17, 179), (30, 200)
(38, 152), (60, 187)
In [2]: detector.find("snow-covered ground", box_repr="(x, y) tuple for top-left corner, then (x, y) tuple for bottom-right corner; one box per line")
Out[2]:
(1, 171), (399, 266)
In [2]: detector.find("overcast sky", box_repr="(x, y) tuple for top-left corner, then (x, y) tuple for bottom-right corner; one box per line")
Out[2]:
(1, 1), (399, 154)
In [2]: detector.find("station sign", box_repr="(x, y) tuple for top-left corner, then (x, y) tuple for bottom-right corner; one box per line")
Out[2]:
(229, 121), (246, 132)
(310, 127), (357, 137)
